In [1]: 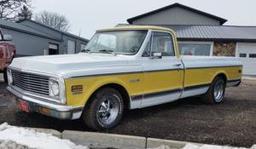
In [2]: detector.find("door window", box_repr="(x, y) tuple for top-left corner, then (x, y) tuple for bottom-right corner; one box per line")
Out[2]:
(151, 32), (175, 56)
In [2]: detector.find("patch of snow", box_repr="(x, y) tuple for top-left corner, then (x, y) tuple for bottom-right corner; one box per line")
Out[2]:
(0, 140), (30, 149)
(182, 143), (248, 149)
(0, 123), (88, 149)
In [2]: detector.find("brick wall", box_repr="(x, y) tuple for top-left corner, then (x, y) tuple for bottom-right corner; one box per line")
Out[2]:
(213, 42), (236, 56)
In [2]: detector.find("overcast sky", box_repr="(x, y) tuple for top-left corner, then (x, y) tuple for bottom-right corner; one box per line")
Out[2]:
(32, 0), (256, 39)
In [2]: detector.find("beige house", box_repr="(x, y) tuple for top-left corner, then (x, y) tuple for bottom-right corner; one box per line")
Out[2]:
(127, 3), (256, 76)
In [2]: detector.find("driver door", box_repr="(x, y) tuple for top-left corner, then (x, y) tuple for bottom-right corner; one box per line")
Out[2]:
(141, 31), (184, 108)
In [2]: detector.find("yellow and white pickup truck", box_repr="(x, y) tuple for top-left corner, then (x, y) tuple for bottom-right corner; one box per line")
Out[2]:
(7, 26), (242, 130)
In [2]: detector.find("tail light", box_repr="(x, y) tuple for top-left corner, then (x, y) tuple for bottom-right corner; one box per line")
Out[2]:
(0, 46), (5, 58)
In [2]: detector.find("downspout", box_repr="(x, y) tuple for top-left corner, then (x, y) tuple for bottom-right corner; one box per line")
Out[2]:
(61, 33), (65, 54)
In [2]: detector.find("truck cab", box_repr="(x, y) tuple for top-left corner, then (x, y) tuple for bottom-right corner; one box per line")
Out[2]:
(0, 30), (16, 82)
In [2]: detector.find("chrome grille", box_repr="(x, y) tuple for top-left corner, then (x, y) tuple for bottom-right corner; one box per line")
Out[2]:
(11, 70), (49, 96)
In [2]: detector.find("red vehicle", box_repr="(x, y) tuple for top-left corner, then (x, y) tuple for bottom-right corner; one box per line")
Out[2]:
(0, 30), (16, 82)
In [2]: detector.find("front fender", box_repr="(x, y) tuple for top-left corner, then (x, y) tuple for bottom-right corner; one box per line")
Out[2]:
(65, 76), (130, 107)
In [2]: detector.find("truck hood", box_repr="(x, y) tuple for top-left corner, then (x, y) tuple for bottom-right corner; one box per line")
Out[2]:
(10, 53), (141, 78)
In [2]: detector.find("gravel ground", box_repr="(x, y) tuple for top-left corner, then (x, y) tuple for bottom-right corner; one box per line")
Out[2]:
(0, 78), (256, 148)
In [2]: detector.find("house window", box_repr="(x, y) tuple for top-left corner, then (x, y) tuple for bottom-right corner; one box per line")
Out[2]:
(239, 53), (247, 58)
(179, 42), (212, 56)
(249, 53), (256, 58)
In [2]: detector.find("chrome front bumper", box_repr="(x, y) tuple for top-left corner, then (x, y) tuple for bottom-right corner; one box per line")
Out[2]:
(7, 86), (83, 120)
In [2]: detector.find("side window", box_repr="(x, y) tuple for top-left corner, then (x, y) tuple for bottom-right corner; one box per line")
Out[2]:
(151, 32), (175, 56)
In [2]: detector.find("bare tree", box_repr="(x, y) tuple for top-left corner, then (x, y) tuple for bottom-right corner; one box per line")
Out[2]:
(0, 0), (31, 21)
(35, 11), (70, 32)
(17, 5), (32, 21)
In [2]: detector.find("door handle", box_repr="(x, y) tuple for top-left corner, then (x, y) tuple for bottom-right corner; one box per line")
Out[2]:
(173, 63), (182, 67)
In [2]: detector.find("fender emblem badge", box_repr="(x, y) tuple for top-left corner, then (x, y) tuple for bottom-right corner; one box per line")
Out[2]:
(129, 79), (140, 83)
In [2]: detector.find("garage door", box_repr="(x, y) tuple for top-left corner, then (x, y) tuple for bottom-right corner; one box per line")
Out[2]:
(237, 43), (256, 75)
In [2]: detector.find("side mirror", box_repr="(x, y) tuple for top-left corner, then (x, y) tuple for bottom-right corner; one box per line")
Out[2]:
(150, 52), (162, 59)
(3, 34), (12, 41)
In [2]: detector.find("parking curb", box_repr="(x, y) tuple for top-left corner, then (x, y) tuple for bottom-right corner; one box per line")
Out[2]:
(146, 138), (202, 149)
(23, 128), (205, 149)
(62, 130), (146, 149)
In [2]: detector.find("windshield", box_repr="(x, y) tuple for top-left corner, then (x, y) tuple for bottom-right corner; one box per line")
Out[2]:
(82, 30), (148, 55)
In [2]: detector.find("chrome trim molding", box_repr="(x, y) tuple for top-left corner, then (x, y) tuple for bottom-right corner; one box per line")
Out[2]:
(185, 65), (243, 70)
(130, 84), (210, 109)
(131, 88), (182, 101)
(184, 83), (210, 90)
(181, 87), (209, 98)
(140, 91), (181, 109)
(130, 88), (182, 109)
(71, 68), (182, 78)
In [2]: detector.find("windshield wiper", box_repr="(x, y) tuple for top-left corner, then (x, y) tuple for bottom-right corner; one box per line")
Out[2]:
(98, 49), (114, 54)
(80, 49), (91, 53)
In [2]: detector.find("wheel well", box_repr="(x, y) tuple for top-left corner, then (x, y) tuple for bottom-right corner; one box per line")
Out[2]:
(215, 73), (227, 83)
(85, 83), (130, 110)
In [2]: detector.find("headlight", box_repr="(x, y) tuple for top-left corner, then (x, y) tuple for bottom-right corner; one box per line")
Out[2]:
(49, 77), (66, 104)
(49, 79), (60, 97)
(7, 69), (13, 85)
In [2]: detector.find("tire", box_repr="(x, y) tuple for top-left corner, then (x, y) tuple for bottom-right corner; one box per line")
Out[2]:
(82, 87), (124, 130)
(202, 76), (226, 104)
(3, 69), (8, 83)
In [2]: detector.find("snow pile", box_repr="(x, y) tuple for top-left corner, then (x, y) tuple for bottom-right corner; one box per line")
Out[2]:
(0, 123), (88, 149)
(182, 143), (248, 149)
(0, 140), (30, 149)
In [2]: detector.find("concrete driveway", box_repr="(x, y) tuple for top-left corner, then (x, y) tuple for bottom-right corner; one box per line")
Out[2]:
(0, 78), (256, 148)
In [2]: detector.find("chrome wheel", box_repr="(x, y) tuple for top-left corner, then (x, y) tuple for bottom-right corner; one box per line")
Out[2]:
(214, 80), (225, 102)
(96, 95), (120, 127)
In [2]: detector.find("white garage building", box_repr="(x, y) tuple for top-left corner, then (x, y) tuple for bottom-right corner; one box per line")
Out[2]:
(127, 3), (256, 76)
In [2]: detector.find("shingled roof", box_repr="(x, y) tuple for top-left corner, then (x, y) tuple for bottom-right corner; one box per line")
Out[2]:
(0, 19), (61, 41)
(163, 25), (256, 42)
